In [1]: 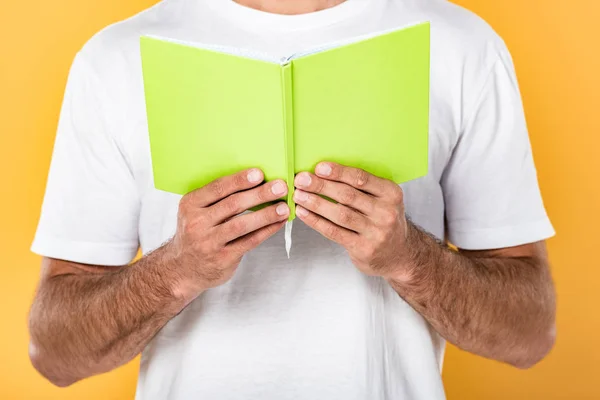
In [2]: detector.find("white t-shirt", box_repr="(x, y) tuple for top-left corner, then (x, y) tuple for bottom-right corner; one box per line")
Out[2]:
(31, 0), (555, 399)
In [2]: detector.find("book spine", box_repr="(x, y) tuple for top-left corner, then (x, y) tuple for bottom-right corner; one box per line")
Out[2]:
(280, 63), (296, 221)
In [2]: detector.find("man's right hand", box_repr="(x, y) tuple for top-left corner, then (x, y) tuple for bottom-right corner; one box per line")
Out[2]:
(28, 168), (288, 386)
(165, 168), (289, 305)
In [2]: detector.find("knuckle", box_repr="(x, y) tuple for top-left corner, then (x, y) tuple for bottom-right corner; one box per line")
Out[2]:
(324, 223), (338, 241)
(328, 163), (340, 178)
(354, 168), (369, 188)
(233, 172), (248, 188)
(266, 206), (281, 223)
(305, 192), (318, 210)
(337, 206), (353, 225)
(196, 238), (216, 255)
(363, 243), (377, 260)
(229, 219), (247, 236)
(247, 233), (262, 248)
(391, 186), (404, 204)
(181, 213), (206, 236)
(374, 229), (388, 245)
(178, 194), (192, 212)
(222, 197), (241, 215)
(183, 221), (197, 237)
(210, 179), (226, 199)
(255, 210), (271, 228)
(194, 212), (209, 227)
(256, 185), (270, 203)
(219, 247), (236, 262)
(204, 206), (217, 222)
(381, 209), (399, 227)
(340, 188), (357, 205)
(314, 177), (326, 193)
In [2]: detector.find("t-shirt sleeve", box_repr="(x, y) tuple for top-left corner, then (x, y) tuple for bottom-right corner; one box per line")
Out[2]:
(31, 52), (140, 265)
(441, 46), (555, 250)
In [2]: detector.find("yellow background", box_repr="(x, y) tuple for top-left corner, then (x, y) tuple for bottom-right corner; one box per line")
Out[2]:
(1, 0), (598, 399)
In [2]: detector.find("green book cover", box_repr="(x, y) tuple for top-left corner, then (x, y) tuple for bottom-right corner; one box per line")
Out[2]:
(140, 22), (430, 221)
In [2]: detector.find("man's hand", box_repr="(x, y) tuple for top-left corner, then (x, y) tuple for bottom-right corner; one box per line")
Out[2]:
(293, 162), (410, 280)
(166, 168), (289, 305)
(294, 161), (556, 368)
(28, 167), (289, 387)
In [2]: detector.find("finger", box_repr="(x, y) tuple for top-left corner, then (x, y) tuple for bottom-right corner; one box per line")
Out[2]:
(295, 205), (357, 247)
(227, 220), (286, 256)
(294, 172), (375, 215)
(314, 162), (397, 198)
(293, 189), (369, 233)
(187, 168), (265, 207)
(209, 179), (288, 224)
(216, 202), (289, 244)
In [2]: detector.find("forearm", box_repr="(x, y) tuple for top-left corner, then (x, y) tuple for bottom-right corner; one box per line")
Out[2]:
(29, 170), (290, 386)
(388, 223), (556, 368)
(28, 243), (187, 386)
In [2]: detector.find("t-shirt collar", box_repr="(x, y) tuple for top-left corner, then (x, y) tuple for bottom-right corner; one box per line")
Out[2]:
(203, 0), (375, 32)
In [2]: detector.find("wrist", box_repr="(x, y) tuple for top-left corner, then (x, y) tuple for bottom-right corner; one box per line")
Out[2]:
(385, 221), (428, 288)
(156, 240), (206, 312)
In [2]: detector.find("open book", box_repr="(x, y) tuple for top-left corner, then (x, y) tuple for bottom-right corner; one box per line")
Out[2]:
(141, 22), (430, 254)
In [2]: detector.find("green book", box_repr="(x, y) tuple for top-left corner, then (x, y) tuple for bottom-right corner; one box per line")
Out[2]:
(141, 22), (430, 221)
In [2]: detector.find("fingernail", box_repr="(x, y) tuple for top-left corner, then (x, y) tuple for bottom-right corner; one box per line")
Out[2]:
(247, 169), (262, 183)
(276, 203), (289, 216)
(296, 206), (309, 217)
(316, 163), (332, 177)
(294, 190), (309, 202)
(296, 173), (311, 187)
(271, 181), (287, 196)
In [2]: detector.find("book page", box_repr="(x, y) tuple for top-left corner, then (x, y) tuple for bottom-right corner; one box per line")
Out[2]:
(286, 21), (429, 62)
(144, 34), (285, 64)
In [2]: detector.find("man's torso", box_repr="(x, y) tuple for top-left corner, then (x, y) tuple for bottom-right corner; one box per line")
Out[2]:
(73, 0), (505, 398)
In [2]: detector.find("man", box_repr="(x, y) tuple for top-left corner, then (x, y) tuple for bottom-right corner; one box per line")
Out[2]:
(28, 0), (556, 399)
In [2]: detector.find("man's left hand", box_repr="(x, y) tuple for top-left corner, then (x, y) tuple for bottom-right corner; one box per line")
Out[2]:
(294, 162), (413, 280)
(295, 162), (557, 369)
